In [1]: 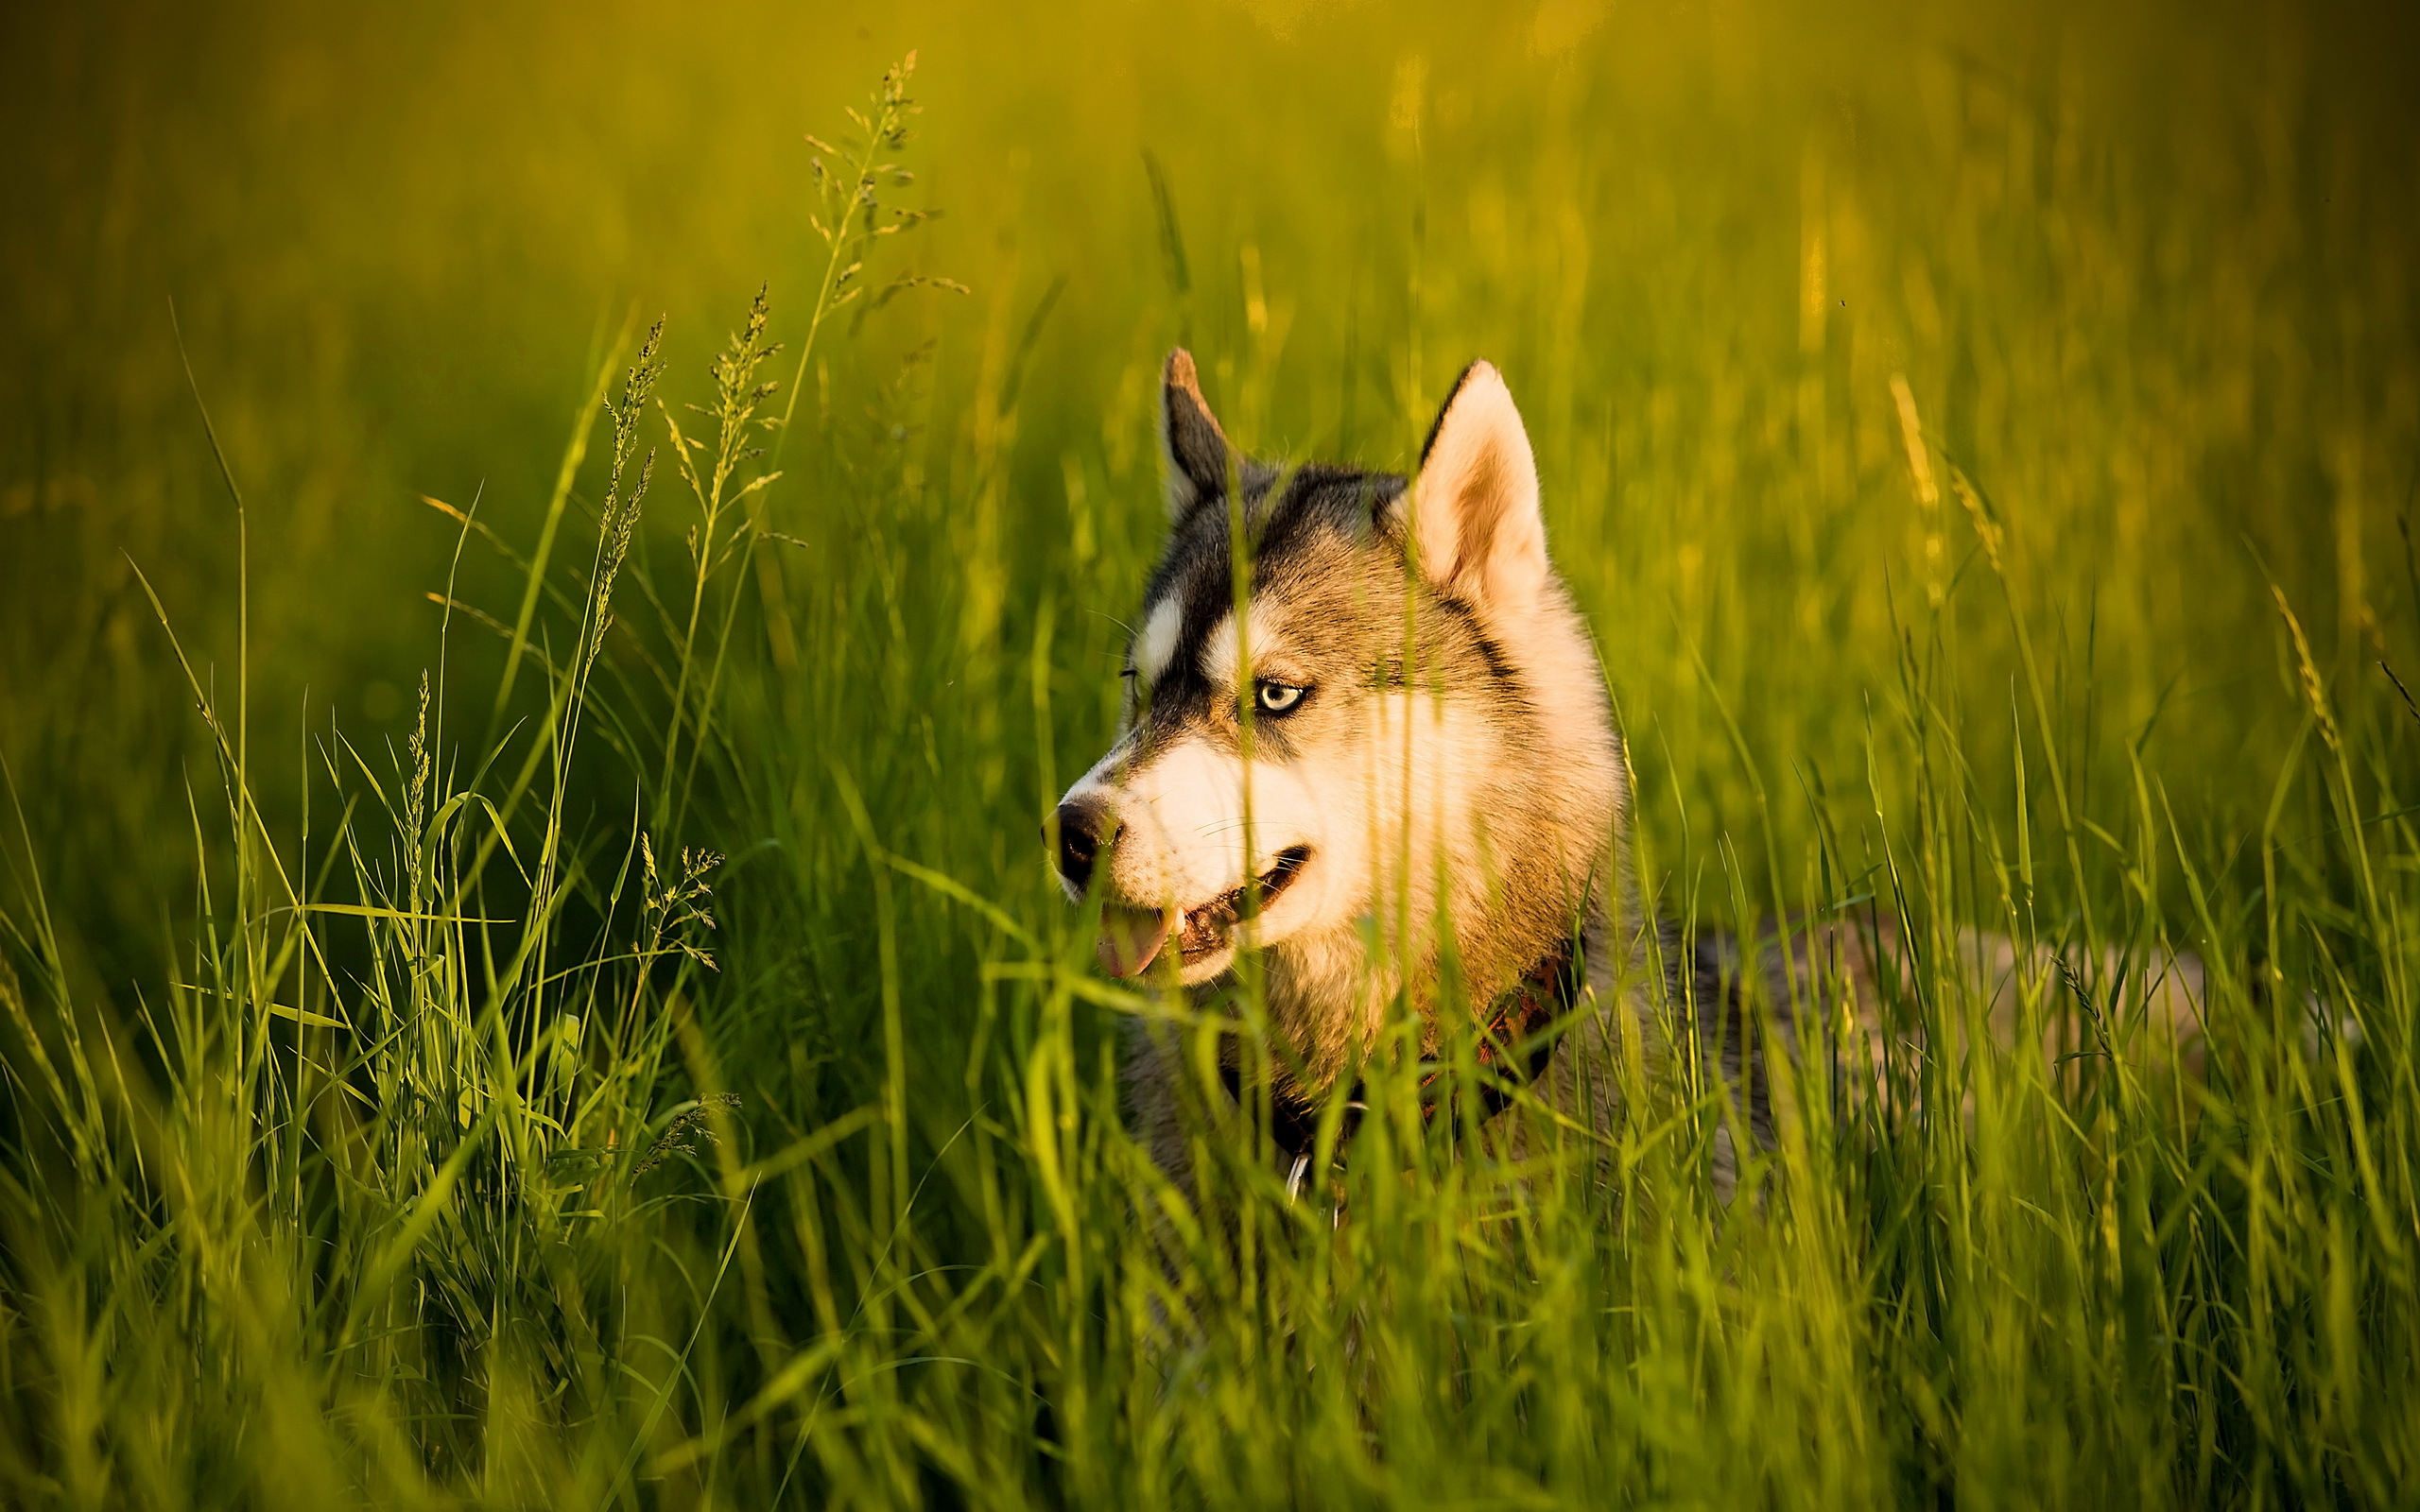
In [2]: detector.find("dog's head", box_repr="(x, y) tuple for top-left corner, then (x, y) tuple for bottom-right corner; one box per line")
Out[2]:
(1052, 352), (1623, 1051)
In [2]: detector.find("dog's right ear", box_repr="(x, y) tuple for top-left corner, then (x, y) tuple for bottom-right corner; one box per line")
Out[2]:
(1399, 361), (1549, 616)
(1159, 349), (1232, 519)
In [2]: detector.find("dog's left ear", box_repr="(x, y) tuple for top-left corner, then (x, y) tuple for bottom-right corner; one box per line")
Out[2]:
(1159, 349), (1233, 520)
(1401, 361), (1548, 613)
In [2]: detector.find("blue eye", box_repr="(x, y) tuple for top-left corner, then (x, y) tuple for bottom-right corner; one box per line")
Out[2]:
(1255, 680), (1307, 714)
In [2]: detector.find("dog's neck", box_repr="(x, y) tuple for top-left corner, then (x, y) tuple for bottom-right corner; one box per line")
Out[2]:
(1219, 922), (1591, 1179)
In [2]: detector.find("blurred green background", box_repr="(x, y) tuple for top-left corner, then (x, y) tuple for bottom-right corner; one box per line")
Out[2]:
(4, 1), (2419, 1502)
(9, 0), (2410, 827)
(9, 1), (2413, 939)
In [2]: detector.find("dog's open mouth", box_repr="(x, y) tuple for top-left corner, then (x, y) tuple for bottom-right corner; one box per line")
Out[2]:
(1098, 846), (1311, 978)
(1174, 845), (1311, 961)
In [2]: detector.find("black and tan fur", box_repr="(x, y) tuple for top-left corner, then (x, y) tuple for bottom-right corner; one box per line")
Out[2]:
(1054, 352), (2214, 1198)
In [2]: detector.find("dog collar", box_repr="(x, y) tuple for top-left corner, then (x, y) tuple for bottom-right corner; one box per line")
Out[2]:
(1218, 930), (1587, 1195)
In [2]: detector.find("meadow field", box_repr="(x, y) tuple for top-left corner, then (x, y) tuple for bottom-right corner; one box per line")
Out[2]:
(3, 0), (2417, 1505)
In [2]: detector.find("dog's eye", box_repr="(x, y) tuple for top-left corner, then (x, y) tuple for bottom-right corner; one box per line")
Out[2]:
(1254, 680), (1307, 715)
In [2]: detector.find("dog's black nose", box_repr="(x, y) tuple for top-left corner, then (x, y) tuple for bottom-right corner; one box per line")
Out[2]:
(1051, 799), (1109, 893)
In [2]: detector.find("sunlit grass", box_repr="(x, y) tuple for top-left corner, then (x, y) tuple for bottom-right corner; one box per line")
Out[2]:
(3, 4), (2418, 1506)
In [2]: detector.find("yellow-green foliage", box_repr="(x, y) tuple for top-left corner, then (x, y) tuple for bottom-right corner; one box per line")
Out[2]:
(1, 1), (2415, 1507)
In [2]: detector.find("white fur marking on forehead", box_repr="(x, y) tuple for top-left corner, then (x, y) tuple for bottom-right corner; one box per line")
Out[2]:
(1200, 601), (1288, 690)
(1133, 596), (1183, 684)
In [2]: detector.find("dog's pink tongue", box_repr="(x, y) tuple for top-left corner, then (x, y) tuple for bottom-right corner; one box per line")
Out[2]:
(1098, 905), (1176, 978)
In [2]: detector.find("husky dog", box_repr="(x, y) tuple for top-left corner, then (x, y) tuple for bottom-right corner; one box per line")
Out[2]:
(1051, 352), (2213, 1194)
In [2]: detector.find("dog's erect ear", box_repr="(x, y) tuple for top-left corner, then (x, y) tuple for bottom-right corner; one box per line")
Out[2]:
(1403, 361), (1548, 612)
(1159, 349), (1233, 519)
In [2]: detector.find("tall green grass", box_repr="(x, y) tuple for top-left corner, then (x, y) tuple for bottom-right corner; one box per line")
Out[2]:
(4, 2), (2418, 1505)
